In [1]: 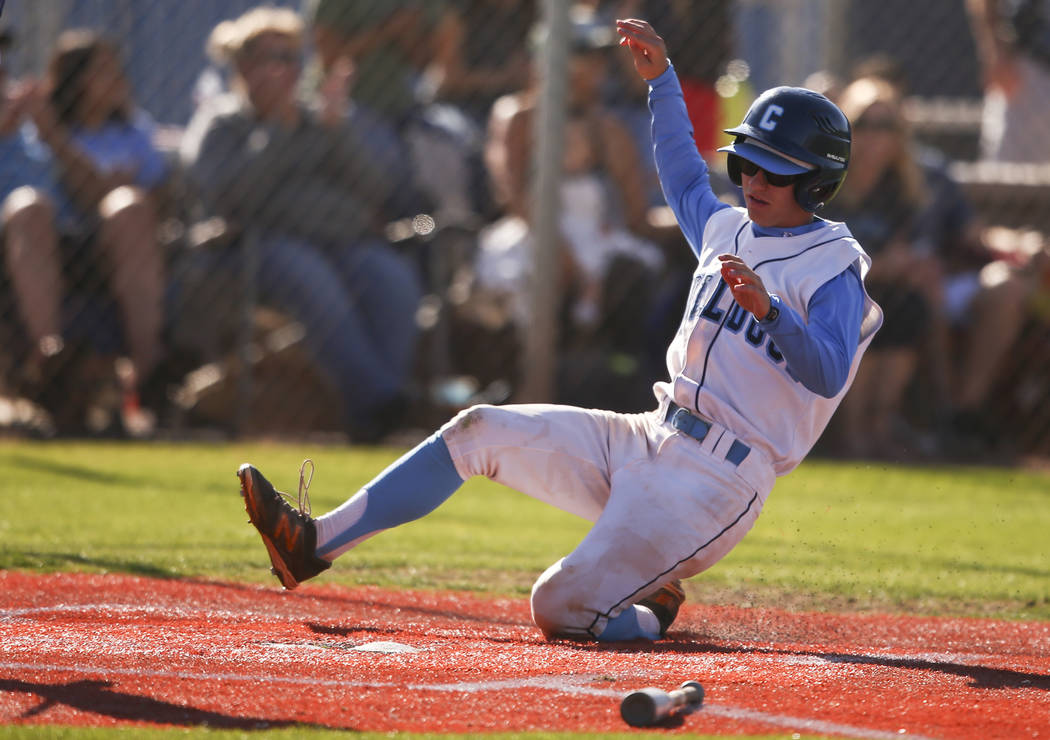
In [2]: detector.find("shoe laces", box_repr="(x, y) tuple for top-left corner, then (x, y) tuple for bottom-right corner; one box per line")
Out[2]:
(296, 458), (313, 517)
(276, 458), (314, 518)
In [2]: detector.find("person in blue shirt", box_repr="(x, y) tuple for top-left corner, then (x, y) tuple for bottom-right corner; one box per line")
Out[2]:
(3, 30), (169, 435)
(234, 18), (881, 644)
(0, 38), (66, 405)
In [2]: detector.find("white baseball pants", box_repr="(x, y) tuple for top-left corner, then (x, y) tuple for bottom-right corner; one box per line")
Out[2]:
(440, 402), (774, 639)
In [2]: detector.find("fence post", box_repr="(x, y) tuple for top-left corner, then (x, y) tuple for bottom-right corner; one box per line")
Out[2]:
(518, 0), (569, 403)
(234, 227), (258, 437)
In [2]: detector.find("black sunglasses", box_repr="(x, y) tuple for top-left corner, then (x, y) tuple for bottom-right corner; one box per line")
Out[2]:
(734, 155), (804, 187)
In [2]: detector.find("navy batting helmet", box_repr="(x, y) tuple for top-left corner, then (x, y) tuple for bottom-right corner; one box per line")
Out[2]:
(718, 86), (851, 212)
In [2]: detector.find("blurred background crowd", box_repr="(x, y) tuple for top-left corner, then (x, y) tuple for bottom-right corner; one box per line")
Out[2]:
(1, 0), (1049, 464)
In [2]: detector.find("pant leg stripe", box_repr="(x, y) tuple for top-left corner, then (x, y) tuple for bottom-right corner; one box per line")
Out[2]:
(585, 490), (760, 638)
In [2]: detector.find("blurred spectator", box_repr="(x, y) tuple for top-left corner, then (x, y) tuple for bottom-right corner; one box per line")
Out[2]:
(0, 26), (61, 401)
(3, 29), (168, 436)
(599, 3), (676, 212)
(803, 70), (845, 102)
(599, 0), (733, 159)
(968, 0), (1050, 161)
(304, 0), (427, 126)
(850, 53), (911, 95)
(424, 0), (536, 131)
(598, 5), (742, 374)
(474, 10), (665, 408)
(914, 155), (1031, 455)
(178, 6), (423, 442)
(825, 76), (1033, 459)
(820, 77), (940, 459)
(302, 0), (483, 227)
(302, 2), (425, 224)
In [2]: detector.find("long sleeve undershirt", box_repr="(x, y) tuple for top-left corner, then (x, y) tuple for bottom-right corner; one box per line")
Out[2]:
(648, 65), (864, 398)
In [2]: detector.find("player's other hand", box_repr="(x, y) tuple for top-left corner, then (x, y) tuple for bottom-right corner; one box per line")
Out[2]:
(615, 19), (669, 81)
(719, 254), (771, 319)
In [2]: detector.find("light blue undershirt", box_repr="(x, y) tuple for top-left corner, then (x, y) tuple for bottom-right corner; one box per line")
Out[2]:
(649, 65), (865, 398)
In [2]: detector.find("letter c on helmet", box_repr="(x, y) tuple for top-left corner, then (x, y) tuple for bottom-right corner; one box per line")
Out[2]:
(759, 104), (783, 131)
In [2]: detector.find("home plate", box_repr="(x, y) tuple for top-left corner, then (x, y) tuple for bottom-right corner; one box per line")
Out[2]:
(352, 641), (422, 654)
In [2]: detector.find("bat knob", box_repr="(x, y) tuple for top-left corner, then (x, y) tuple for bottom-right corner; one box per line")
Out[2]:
(620, 687), (666, 727)
(620, 681), (705, 727)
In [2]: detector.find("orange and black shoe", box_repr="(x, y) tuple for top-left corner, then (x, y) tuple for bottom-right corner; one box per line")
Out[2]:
(637, 579), (686, 637)
(237, 461), (331, 590)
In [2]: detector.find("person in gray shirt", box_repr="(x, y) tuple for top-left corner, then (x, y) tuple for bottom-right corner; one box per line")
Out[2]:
(179, 6), (423, 442)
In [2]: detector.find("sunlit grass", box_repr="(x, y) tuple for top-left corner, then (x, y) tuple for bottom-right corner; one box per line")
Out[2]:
(2, 440), (1047, 619)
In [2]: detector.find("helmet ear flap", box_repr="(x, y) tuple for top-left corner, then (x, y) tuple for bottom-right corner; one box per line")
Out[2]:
(794, 170), (843, 212)
(793, 170), (822, 212)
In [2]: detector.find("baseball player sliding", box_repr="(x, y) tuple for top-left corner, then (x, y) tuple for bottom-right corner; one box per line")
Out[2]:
(238, 18), (883, 642)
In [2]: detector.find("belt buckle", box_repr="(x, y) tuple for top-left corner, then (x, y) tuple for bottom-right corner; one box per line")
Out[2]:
(670, 404), (750, 466)
(671, 407), (711, 442)
(670, 407), (690, 428)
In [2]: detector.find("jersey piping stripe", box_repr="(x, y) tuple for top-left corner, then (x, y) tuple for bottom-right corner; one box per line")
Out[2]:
(731, 220), (748, 254)
(693, 227), (848, 410)
(750, 235), (848, 271)
(585, 489), (760, 639)
(692, 220), (749, 400)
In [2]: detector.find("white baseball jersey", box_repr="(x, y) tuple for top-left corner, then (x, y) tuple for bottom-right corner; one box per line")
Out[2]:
(441, 209), (880, 639)
(655, 206), (884, 476)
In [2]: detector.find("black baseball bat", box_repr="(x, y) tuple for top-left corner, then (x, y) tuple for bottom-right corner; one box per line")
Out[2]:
(620, 680), (705, 727)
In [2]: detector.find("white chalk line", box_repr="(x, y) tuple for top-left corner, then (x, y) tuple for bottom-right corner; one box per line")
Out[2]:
(0, 603), (996, 667)
(0, 661), (940, 739)
(702, 705), (938, 740)
(0, 602), (293, 623)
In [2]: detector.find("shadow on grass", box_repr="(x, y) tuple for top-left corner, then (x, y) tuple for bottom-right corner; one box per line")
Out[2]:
(2, 678), (330, 729)
(8, 453), (151, 486)
(7, 552), (178, 579)
(6, 548), (281, 582)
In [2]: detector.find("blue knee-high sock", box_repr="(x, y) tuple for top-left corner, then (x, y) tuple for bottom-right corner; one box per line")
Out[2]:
(597, 606), (662, 641)
(314, 432), (464, 560)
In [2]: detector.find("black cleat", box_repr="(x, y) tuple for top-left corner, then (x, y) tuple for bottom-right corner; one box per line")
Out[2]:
(637, 579), (686, 636)
(237, 461), (331, 589)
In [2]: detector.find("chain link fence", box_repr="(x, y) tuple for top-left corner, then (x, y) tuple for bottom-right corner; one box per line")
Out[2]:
(1, 0), (1048, 461)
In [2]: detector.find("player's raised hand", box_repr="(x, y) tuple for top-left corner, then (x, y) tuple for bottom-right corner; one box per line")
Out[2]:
(615, 18), (669, 81)
(718, 254), (772, 319)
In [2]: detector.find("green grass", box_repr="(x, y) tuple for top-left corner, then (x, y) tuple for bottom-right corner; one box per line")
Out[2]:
(712, 459), (1050, 618)
(1, 440), (1048, 620)
(0, 440), (588, 591)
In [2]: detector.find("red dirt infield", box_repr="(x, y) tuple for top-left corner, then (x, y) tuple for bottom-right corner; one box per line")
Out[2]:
(1, 571), (1047, 737)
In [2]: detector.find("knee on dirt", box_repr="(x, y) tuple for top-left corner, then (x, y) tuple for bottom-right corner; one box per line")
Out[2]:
(530, 558), (591, 639)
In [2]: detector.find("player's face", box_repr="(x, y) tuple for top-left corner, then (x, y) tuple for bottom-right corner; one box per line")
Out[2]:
(740, 166), (812, 229)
